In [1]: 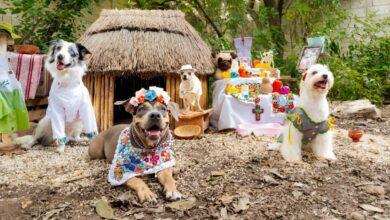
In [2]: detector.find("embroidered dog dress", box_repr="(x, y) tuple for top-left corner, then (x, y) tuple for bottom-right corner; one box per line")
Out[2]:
(0, 53), (29, 133)
(46, 78), (98, 143)
(108, 127), (176, 186)
(279, 107), (330, 145)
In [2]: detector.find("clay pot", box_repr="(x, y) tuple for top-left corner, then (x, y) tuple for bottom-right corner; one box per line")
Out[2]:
(348, 130), (364, 142)
(14, 44), (40, 54)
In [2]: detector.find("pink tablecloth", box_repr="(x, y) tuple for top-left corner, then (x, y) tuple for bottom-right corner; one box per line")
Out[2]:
(8, 52), (45, 99)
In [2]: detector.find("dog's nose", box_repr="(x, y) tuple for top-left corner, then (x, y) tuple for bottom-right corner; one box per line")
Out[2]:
(149, 112), (161, 120)
(57, 54), (64, 61)
(322, 74), (328, 79)
(183, 75), (187, 80)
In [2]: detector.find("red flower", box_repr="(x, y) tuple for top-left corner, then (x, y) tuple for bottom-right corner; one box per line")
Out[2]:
(280, 107), (286, 113)
(138, 96), (145, 103)
(157, 95), (164, 103)
(273, 103), (279, 108)
(134, 167), (142, 173)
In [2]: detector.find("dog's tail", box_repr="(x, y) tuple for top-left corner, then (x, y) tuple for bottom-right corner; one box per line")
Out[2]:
(14, 135), (36, 149)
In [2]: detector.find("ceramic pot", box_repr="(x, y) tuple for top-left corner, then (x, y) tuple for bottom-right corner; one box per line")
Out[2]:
(348, 130), (364, 142)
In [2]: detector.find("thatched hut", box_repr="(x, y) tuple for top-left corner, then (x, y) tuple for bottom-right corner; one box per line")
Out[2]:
(79, 9), (214, 131)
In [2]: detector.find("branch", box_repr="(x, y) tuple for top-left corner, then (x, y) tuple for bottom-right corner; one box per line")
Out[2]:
(192, 0), (223, 38)
(247, 0), (262, 29)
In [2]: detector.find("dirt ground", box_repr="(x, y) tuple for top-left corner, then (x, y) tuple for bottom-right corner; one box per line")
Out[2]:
(1, 107), (389, 220)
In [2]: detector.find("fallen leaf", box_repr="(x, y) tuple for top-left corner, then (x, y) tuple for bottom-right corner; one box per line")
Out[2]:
(20, 199), (32, 209)
(134, 213), (145, 219)
(361, 185), (385, 196)
(220, 195), (235, 205)
(268, 168), (287, 179)
(117, 191), (133, 201)
(262, 175), (279, 185)
(359, 204), (384, 213)
(234, 194), (250, 213)
(166, 200), (196, 211)
(42, 203), (70, 220)
(211, 171), (225, 177)
(292, 190), (302, 199)
(220, 207), (228, 219)
(95, 199), (115, 219)
(147, 205), (164, 213)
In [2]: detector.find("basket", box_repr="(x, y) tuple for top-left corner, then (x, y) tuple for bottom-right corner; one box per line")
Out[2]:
(174, 125), (202, 139)
(14, 44), (40, 54)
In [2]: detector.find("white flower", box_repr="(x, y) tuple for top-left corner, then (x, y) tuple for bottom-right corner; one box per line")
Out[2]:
(129, 97), (139, 107)
(135, 88), (146, 99)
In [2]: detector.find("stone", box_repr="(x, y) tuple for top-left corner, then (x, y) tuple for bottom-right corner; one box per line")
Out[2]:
(332, 99), (381, 119)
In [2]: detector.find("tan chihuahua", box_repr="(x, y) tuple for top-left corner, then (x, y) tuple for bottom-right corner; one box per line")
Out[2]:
(88, 87), (180, 202)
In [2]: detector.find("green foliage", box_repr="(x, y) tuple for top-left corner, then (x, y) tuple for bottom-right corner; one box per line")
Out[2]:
(322, 15), (390, 104)
(3, 0), (98, 51)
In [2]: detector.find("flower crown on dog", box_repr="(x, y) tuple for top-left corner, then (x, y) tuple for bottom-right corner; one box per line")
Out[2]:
(129, 86), (171, 107)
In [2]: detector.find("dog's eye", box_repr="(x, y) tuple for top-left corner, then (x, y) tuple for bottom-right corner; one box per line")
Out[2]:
(312, 71), (318, 75)
(70, 52), (77, 57)
(56, 46), (61, 51)
(218, 58), (222, 62)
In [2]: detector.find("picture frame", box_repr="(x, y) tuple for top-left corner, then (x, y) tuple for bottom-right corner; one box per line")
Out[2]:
(297, 46), (321, 72)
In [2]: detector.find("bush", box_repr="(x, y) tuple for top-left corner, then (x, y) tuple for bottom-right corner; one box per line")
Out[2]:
(321, 15), (390, 105)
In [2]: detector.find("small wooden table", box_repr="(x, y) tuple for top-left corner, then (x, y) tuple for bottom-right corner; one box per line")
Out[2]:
(174, 108), (213, 134)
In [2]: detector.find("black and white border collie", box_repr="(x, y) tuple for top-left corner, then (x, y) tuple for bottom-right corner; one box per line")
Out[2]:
(16, 39), (98, 153)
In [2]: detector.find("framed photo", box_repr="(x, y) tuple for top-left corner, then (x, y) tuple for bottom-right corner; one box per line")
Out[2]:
(297, 46), (321, 72)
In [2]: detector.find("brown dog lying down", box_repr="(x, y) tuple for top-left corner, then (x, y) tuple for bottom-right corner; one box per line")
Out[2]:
(88, 87), (180, 202)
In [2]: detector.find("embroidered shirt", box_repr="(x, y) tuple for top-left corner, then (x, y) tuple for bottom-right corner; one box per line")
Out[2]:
(287, 107), (330, 144)
(108, 127), (175, 186)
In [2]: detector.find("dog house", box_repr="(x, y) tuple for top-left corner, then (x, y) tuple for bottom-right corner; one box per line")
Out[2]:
(79, 9), (214, 131)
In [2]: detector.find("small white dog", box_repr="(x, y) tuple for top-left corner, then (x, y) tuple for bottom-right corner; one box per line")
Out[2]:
(178, 64), (203, 114)
(261, 50), (274, 68)
(270, 64), (336, 162)
(16, 39), (98, 153)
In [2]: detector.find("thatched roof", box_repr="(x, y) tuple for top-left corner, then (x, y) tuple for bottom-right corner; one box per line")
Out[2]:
(79, 9), (214, 78)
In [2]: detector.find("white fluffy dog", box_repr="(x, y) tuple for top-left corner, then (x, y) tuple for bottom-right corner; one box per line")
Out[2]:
(178, 64), (203, 114)
(271, 64), (336, 162)
(16, 39), (98, 153)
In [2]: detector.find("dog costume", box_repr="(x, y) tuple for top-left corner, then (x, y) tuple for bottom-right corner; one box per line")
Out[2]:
(108, 126), (175, 185)
(0, 22), (29, 133)
(108, 86), (175, 185)
(279, 107), (333, 145)
(47, 78), (97, 144)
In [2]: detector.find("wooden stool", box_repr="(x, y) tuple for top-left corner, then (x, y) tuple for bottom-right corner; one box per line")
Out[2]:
(174, 108), (213, 134)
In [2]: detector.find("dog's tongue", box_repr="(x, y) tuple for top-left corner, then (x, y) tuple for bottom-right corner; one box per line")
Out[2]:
(147, 130), (161, 136)
(57, 62), (65, 71)
(315, 81), (327, 89)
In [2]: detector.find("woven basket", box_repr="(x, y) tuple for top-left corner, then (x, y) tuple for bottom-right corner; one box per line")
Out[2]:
(174, 125), (201, 139)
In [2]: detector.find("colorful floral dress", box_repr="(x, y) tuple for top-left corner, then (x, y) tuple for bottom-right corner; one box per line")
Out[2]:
(0, 53), (29, 133)
(108, 127), (176, 186)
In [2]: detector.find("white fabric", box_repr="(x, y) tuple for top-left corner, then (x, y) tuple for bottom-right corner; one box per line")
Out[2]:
(0, 53), (23, 93)
(211, 78), (298, 130)
(47, 79), (97, 139)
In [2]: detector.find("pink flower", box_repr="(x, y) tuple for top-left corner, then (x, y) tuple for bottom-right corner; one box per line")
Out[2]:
(151, 155), (160, 165)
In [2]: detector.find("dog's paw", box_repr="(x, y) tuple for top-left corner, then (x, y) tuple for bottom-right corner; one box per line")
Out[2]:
(56, 145), (65, 154)
(165, 190), (182, 201)
(75, 136), (90, 142)
(267, 143), (280, 151)
(137, 188), (157, 203)
(317, 152), (337, 161)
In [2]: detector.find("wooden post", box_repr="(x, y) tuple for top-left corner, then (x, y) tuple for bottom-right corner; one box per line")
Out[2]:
(108, 76), (114, 128)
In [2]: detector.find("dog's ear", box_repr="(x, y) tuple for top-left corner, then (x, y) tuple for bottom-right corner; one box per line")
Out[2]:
(114, 99), (135, 115)
(76, 43), (91, 60)
(302, 72), (307, 81)
(167, 102), (179, 121)
(211, 51), (217, 59)
(47, 39), (61, 63)
(230, 52), (237, 59)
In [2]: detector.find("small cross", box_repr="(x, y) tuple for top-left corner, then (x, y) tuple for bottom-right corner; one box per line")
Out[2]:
(252, 97), (264, 121)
